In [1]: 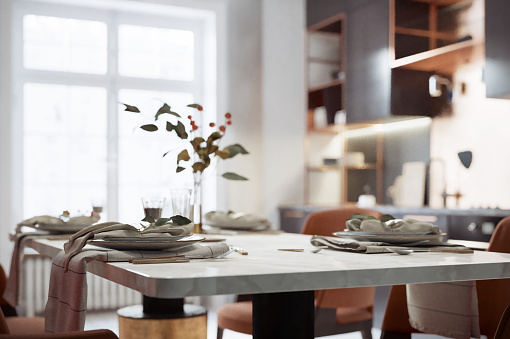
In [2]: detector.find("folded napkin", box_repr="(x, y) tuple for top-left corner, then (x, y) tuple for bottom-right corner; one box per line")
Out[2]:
(45, 242), (230, 333)
(346, 218), (440, 234)
(205, 211), (272, 227)
(407, 282), (480, 339)
(62, 221), (194, 271)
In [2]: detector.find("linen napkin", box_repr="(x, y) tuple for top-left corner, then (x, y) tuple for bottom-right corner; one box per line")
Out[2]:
(45, 242), (231, 333)
(62, 221), (193, 271)
(346, 218), (440, 234)
(407, 282), (480, 339)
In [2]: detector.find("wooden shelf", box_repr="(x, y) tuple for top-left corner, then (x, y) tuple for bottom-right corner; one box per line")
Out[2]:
(308, 79), (344, 93)
(394, 26), (457, 41)
(308, 163), (378, 172)
(391, 39), (484, 75)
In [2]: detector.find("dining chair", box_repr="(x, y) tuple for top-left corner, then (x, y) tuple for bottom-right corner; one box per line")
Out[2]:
(1, 264), (118, 338)
(216, 206), (383, 339)
(494, 303), (510, 339)
(380, 215), (510, 339)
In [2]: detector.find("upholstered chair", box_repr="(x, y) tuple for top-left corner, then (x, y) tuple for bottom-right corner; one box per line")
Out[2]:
(380, 215), (510, 339)
(216, 206), (383, 339)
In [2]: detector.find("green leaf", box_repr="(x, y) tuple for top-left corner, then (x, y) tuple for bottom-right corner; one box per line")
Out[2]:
(142, 216), (155, 223)
(175, 121), (188, 139)
(380, 214), (396, 223)
(171, 215), (192, 225)
(123, 104), (140, 113)
(187, 103), (203, 110)
(222, 172), (248, 180)
(176, 166), (186, 173)
(224, 144), (249, 158)
(155, 217), (172, 226)
(177, 149), (190, 163)
(155, 103), (181, 120)
(141, 124), (158, 132)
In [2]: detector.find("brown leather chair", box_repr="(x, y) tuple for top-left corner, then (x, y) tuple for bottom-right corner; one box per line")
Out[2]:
(494, 303), (510, 339)
(216, 207), (382, 339)
(1, 264), (118, 339)
(380, 215), (510, 339)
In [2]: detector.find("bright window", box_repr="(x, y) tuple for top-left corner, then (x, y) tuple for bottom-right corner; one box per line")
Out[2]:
(17, 2), (212, 222)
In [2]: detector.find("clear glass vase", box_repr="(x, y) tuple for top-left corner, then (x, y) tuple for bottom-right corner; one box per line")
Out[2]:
(192, 173), (203, 233)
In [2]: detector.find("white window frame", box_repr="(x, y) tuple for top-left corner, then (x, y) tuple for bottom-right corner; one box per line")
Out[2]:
(10, 0), (223, 222)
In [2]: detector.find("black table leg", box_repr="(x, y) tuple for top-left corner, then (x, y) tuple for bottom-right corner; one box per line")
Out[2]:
(253, 290), (315, 339)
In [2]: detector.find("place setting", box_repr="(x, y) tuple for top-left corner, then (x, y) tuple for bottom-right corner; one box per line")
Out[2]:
(202, 210), (275, 233)
(310, 213), (472, 255)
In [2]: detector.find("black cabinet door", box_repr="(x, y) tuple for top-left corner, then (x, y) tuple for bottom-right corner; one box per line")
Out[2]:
(485, 0), (510, 99)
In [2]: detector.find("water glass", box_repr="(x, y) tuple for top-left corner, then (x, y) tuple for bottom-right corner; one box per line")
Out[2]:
(141, 197), (166, 220)
(170, 189), (192, 218)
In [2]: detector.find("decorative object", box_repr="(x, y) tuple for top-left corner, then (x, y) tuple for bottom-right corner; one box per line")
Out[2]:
(123, 103), (249, 233)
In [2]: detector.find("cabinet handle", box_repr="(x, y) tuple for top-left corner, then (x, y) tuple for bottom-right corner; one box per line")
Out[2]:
(467, 222), (477, 232)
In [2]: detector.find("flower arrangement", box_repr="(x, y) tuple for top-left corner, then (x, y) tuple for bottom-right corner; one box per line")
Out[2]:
(122, 102), (249, 181)
(122, 102), (249, 230)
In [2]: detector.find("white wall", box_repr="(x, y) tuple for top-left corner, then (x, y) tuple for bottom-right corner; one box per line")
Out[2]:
(261, 0), (306, 225)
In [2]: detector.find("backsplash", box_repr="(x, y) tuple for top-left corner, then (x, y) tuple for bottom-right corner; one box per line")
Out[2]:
(430, 64), (510, 210)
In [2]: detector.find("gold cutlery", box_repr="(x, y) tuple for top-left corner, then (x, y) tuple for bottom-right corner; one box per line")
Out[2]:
(278, 248), (304, 252)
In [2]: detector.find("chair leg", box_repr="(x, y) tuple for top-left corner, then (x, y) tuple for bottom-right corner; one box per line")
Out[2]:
(217, 327), (224, 339)
(361, 328), (373, 339)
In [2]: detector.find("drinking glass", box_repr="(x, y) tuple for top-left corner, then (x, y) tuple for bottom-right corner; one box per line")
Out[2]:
(141, 197), (166, 220)
(170, 189), (192, 218)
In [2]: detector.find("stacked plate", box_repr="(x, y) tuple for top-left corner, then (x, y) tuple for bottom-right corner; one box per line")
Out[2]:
(333, 231), (446, 244)
(204, 211), (271, 231)
(88, 234), (205, 250)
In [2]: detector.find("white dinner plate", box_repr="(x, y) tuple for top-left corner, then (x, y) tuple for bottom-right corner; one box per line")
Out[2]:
(88, 234), (205, 250)
(101, 235), (187, 242)
(333, 231), (446, 244)
(204, 219), (270, 230)
(20, 223), (91, 233)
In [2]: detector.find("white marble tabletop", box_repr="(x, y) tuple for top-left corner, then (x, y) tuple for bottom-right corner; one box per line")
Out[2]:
(28, 233), (510, 299)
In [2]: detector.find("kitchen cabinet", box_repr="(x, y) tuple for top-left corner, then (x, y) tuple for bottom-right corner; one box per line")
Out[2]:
(485, 0), (510, 99)
(390, 0), (484, 117)
(305, 13), (384, 206)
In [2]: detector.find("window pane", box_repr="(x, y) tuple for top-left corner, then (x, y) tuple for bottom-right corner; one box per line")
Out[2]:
(118, 89), (195, 222)
(118, 24), (194, 81)
(23, 15), (107, 74)
(23, 83), (107, 218)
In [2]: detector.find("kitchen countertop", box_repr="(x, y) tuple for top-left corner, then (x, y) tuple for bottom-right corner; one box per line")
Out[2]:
(279, 204), (510, 217)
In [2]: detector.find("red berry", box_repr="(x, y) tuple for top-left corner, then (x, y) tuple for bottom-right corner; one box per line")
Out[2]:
(225, 112), (232, 118)
(192, 125), (198, 130)
(219, 125), (226, 132)
(226, 120), (232, 125)
(188, 115), (192, 120)
(198, 105), (203, 111)
(209, 122), (215, 127)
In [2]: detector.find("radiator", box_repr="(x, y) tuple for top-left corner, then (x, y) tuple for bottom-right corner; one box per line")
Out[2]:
(21, 255), (141, 316)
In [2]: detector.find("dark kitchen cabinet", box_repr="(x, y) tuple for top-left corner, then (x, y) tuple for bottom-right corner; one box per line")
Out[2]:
(485, 0), (510, 99)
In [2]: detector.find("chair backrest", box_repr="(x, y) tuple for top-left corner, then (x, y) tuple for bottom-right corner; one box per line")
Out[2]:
(301, 207), (382, 309)
(494, 304), (510, 339)
(477, 216), (510, 339)
(0, 309), (9, 335)
(301, 206), (383, 237)
(0, 265), (11, 309)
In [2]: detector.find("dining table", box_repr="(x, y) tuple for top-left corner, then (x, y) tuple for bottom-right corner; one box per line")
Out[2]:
(25, 232), (510, 339)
